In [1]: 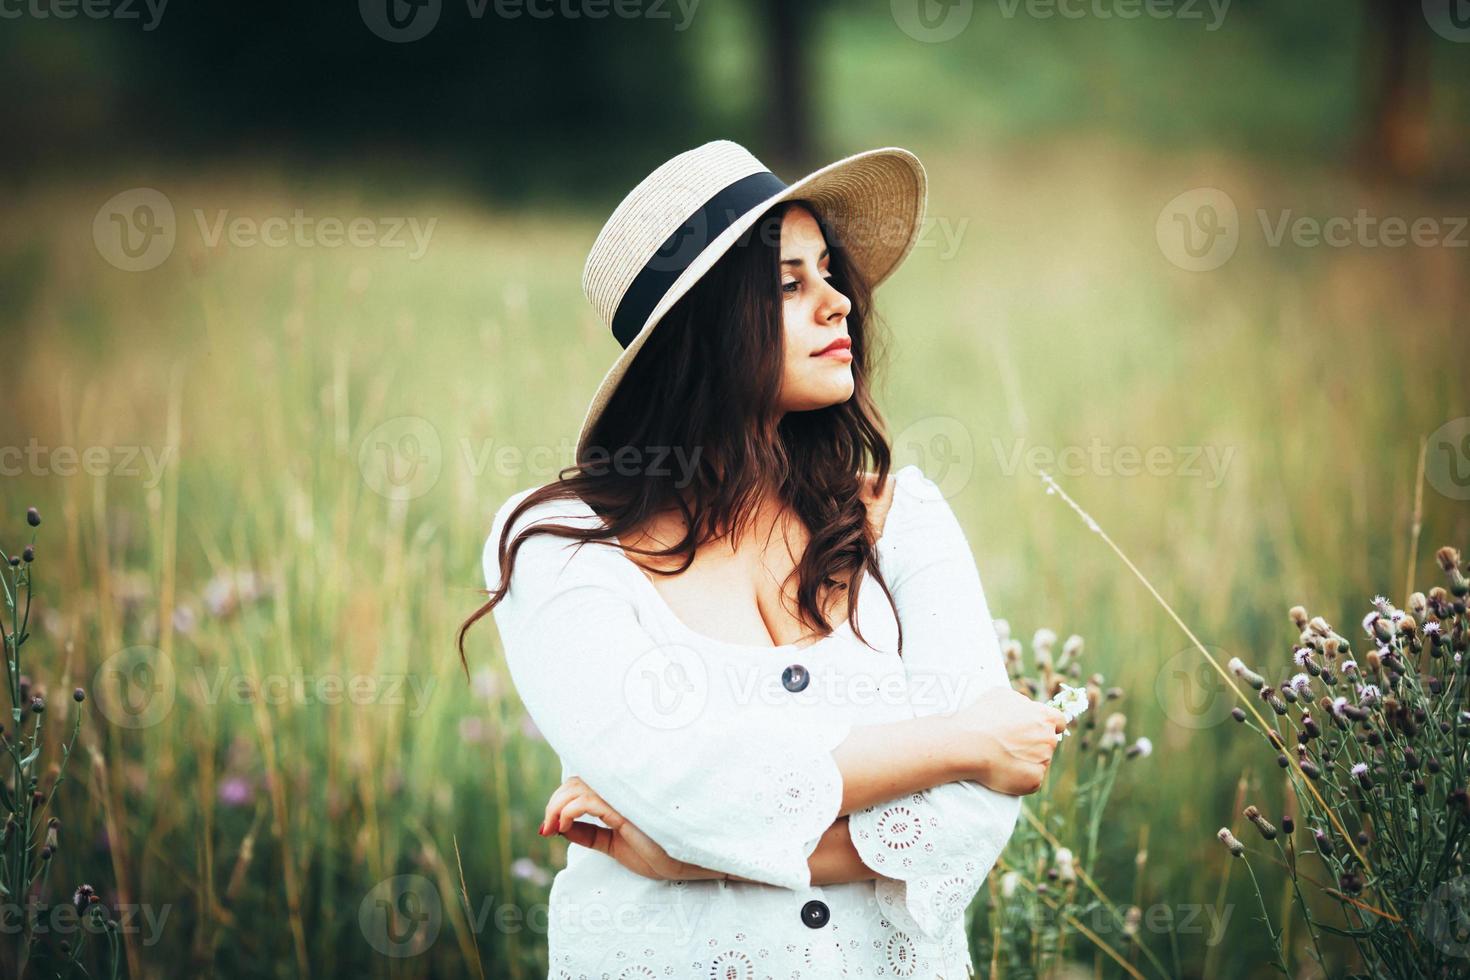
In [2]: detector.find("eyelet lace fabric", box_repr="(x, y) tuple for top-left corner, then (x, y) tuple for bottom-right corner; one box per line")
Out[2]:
(486, 465), (1019, 978)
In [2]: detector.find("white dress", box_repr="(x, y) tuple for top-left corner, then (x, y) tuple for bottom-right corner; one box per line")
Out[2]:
(484, 464), (1021, 979)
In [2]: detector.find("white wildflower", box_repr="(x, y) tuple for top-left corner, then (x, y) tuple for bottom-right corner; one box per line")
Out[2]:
(1048, 683), (1090, 728)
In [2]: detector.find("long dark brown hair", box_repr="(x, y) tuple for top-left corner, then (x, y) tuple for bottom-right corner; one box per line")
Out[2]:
(456, 199), (905, 673)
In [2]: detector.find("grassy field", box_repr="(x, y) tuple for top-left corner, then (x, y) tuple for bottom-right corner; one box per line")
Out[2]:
(2, 71), (1468, 980)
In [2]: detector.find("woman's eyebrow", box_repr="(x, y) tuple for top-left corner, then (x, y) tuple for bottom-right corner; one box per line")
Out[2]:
(779, 246), (830, 268)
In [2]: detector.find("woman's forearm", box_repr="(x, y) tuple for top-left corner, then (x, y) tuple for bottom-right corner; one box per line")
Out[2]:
(808, 816), (884, 886)
(829, 713), (967, 816)
(719, 818), (884, 886)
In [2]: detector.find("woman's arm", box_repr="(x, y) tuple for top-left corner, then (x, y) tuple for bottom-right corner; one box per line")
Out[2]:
(829, 712), (968, 815)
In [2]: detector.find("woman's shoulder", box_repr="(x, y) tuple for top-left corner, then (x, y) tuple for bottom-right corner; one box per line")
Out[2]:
(860, 464), (948, 537)
(483, 484), (631, 593)
(490, 483), (603, 537)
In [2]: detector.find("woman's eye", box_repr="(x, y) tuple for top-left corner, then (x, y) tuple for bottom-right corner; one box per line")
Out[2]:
(782, 274), (833, 295)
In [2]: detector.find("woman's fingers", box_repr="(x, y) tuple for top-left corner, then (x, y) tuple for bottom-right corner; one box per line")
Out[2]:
(541, 776), (590, 835)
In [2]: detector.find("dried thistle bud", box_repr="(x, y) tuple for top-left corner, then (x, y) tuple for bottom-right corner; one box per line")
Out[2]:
(1436, 546), (1461, 574)
(1410, 592), (1428, 618)
(1243, 805), (1277, 840)
(1289, 606), (1309, 630)
(1099, 712), (1128, 751)
(1053, 846), (1076, 883)
(1216, 827), (1245, 857)
(1228, 657), (1265, 690)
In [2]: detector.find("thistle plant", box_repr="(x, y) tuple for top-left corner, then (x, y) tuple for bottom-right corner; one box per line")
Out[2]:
(973, 622), (1167, 980)
(1, 508), (119, 979)
(1216, 546), (1470, 979)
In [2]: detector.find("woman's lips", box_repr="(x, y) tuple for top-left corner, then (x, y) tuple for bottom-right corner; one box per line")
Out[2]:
(812, 338), (852, 358)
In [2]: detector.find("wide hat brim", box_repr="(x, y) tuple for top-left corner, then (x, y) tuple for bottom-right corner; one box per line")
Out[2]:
(575, 146), (927, 458)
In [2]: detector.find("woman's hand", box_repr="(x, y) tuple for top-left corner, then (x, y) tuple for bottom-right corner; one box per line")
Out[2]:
(540, 776), (727, 882)
(951, 686), (1069, 795)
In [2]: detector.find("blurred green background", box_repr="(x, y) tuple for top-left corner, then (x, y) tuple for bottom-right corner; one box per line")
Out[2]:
(1, 0), (1468, 976)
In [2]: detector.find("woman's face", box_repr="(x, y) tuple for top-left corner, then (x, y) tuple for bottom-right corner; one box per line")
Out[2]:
(776, 204), (855, 414)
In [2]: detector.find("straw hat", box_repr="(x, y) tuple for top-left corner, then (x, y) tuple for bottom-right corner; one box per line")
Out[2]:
(576, 138), (927, 456)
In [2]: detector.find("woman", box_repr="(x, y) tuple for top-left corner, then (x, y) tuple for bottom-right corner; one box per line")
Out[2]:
(458, 140), (1069, 978)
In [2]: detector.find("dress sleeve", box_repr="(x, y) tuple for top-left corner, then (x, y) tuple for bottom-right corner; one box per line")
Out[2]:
(847, 466), (1023, 939)
(484, 488), (853, 891)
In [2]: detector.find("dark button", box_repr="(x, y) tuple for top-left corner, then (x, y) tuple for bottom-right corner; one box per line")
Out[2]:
(800, 899), (830, 929)
(781, 664), (809, 693)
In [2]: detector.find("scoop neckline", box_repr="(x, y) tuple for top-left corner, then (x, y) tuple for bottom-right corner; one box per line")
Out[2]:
(598, 465), (922, 655)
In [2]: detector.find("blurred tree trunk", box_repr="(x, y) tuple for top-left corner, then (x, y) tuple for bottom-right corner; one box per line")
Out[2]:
(1359, 0), (1432, 180)
(758, 0), (819, 173)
